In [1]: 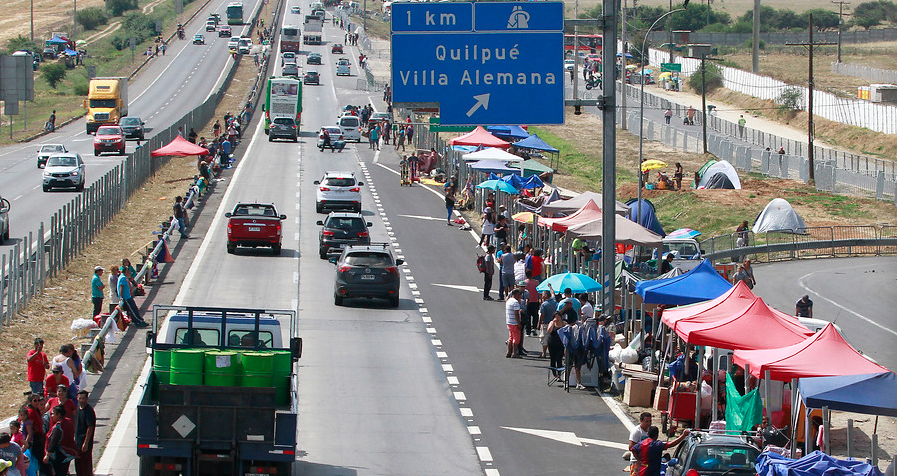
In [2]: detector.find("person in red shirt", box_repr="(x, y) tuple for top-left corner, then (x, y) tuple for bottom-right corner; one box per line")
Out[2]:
(45, 385), (77, 419)
(526, 249), (544, 281)
(44, 405), (77, 476)
(632, 426), (690, 476)
(26, 394), (49, 475)
(26, 338), (50, 396)
(44, 365), (69, 398)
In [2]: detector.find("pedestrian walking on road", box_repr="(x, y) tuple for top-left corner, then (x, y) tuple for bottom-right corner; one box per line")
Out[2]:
(90, 266), (104, 318)
(632, 426), (690, 476)
(538, 291), (557, 358)
(499, 245), (515, 300)
(47, 110), (56, 132)
(444, 187), (455, 225)
(482, 245), (496, 300)
(795, 295), (813, 318)
(738, 114), (746, 138)
(733, 265), (752, 289)
(74, 390), (95, 476)
(505, 289), (523, 358)
(664, 108), (672, 125)
(742, 258), (756, 288)
(479, 207), (495, 248)
(686, 105), (696, 125)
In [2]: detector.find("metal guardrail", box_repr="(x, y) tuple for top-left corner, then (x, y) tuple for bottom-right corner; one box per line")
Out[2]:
(705, 237), (897, 263)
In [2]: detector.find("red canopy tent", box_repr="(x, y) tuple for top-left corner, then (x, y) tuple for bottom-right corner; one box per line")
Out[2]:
(672, 297), (814, 351)
(537, 199), (604, 232)
(733, 323), (889, 381)
(661, 281), (757, 330)
(449, 126), (511, 149)
(151, 135), (210, 157)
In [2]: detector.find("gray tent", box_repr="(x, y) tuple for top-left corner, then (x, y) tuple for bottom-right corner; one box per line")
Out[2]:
(704, 172), (735, 189)
(752, 198), (807, 233)
(540, 191), (630, 216)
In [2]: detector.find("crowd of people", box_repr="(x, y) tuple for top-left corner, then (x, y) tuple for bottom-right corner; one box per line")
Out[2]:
(21, 339), (97, 476)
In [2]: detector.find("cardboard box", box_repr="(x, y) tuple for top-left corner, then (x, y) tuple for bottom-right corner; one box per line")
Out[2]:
(624, 378), (655, 407)
(653, 386), (670, 410)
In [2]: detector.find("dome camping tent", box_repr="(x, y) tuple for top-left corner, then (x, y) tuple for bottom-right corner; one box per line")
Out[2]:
(704, 172), (736, 189)
(698, 160), (741, 189)
(752, 198), (807, 233)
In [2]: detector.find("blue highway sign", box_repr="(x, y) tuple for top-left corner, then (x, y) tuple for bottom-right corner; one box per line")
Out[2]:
(391, 2), (564, 125)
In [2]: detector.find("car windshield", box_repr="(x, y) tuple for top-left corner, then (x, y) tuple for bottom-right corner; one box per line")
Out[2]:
(89, 99), (117, 108)
(344, 252), (392, 267)
(120, 118), (139, 125)
(97, 127), (120, 135)
(310, 54), (320, 59)
(41, 145), (64, 153)
(323, 177), (355, 187)
(234, 205), (277, 216)
(273, 118), (295, 125)
(663, 242), (699, 257)
(326, 217), (364, 230)
(47, 156), (77, 167)
(689, 445), (759, 474)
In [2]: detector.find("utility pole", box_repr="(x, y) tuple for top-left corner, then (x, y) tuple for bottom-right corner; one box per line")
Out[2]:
(701, 54), (708, 154)
(600, 0), (618, 319)
(668, 0), (674, 62)
(786, 13), (836, 182)
(73, 0), (77, 37)
(621, 0), (628, 129)
(751, 0), (760, 73)
(832, 0), (850, 63)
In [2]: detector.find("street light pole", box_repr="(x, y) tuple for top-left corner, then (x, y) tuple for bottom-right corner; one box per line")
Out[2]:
(637, 8), (685, 223)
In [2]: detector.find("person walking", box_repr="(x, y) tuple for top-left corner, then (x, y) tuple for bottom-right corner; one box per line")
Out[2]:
(118, 268), (148, 327)
(212, 120), (221, 138)
(369, 124), (380, 150)
(732, 265), (752, 289)
(74, 391), (95, 476)
(47, 110), (56, 132)
(674, 162), (683, 190)
(738, 115), (747, 138)
(444, 186), (455, 226)
(742, 258), (757, 288)
(499, 245), (515, 300)
(173, 196), (188, 239)
(505, 289), (523, 358)
(482, 245), (496, 301)
(537, 291), (557, 358)
(90, 266), (105, 318)
(523, 271), (540, 337)
(795, 295), (813, 318)
(479, 207), (495, 248)
(664, 108), (672, 125)
(26, 339), (50, 397)
(395, 126), (406, 151)
(632, 426), (690, 476)
(686, 105), (696, 125)
(107, 266), (121, 314)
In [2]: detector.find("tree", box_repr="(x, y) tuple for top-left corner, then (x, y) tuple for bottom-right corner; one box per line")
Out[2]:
(776, 87), (804, 112)
(5, 35), (40, 54)
(688, 61), (723, 94)
(802, 9), (840, 29)
(41, 63), (67, 89)
(107, 0), (139, 17)
(77, 7), (108, 31)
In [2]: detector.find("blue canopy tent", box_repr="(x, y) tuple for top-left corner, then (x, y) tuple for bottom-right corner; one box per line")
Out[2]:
(63, 48), (78, 56)
(47, 36), (68, 44)
(522, 175), (544, 189)
(513, 134), (559, 154)
(471, 159), (520, 175)
(487, 125), (530, 141)
(798, 372), (897, 417)
(625, 198), (665, 237)
(500, 173), (526, 189)
(756, 451), (883, 476)
(636, 259), (733, 305)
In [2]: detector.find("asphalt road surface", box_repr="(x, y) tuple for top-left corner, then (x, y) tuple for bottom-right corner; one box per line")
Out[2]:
(0, 0), (261, 250)
(751, 256), (897, 372)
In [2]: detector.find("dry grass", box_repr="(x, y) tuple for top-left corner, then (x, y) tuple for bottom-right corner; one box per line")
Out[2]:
(0, 56), (261, 420)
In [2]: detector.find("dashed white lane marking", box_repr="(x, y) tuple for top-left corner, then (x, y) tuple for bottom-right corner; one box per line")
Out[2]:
(361, 159), (499, 476)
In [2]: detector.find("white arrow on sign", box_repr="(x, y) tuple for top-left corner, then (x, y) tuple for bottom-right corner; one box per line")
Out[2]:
(466, 93), (490, 117)
(432, 283), (482, 293)
(502, 426), (630, 451)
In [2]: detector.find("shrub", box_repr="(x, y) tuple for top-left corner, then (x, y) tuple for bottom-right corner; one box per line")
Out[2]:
(41, 63), (67, 89)
(776, 87), (803, 111)
(107, 0), (139, 16)
(77, 7), (108, 31)
(688, 61), (723, 95)
(72, 76), (89, 96)
(5, 35), (40, 55)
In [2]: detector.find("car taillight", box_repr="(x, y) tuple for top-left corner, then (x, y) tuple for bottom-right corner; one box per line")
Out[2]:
(322, 230), (335, 236)
(319, 187), (330, 191)
(349, 187), (360, 192)
(357, 231), (369, 237)
(338, 265), (351, 273)
(385, 266), (397, 274)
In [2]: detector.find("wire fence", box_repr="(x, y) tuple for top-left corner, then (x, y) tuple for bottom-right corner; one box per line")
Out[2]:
(831, 62), (897, 85)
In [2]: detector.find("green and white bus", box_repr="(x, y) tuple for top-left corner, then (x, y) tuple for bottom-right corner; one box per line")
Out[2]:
(263, 77), (302, 133)
(226, 2), (244, 25)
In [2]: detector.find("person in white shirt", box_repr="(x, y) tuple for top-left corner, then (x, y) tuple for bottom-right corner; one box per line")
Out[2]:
(505, 289), (522, 358)
(627, 412), (652, 475)
(579, 294), (594, 320)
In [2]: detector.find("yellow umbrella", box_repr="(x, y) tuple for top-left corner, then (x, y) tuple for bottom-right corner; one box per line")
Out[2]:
(658, 72), (672, 79)
(512, 211), (537, 223)
(641, 159), (668, 171)
(625, 64), (638, 71)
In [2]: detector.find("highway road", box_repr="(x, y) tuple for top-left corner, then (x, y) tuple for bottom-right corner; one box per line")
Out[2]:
(87, 2), (897, 475)
(0, 0), (262, 249)
(752, 256), (897, 372)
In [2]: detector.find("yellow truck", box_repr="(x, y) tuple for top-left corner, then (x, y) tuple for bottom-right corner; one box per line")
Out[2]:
(83, 77), (129, 134)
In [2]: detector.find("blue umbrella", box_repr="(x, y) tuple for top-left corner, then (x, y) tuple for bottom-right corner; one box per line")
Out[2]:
(476, 179), (518, 194)
(666, 228), (702, 240)
(536, 272), (602, 293)
(616, 52), (634, 58)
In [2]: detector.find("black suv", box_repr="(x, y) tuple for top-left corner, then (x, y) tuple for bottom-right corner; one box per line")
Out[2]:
(268, 117), (298, 142)
(317, 212), (371, 259)
(330, 244), (403, 307)
(665, 432), (761, 476)
(119, 117), (145, 141)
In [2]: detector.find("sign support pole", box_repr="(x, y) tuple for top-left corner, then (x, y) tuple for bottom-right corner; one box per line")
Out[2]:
(599, 0), (617, 318)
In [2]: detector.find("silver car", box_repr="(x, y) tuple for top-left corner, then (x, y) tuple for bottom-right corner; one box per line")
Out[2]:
(43, 153), (86, 192)
(37, 144), (67, 168)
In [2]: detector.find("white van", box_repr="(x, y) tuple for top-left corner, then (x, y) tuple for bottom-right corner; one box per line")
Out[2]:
(338, 115), (361, 142)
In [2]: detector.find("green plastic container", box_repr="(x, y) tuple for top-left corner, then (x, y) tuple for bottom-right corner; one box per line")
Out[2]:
(170, 349), (205, 385)
(153, 349), (172, 385)
(204, 351), (240, 386)
(241, 352), (274, 388)
(272, 350), (292, 405)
